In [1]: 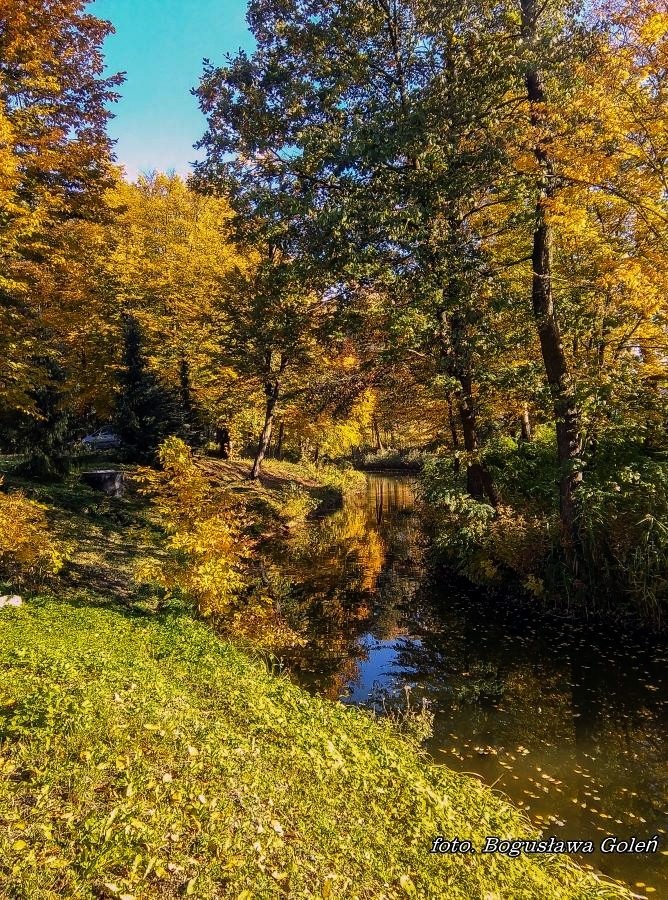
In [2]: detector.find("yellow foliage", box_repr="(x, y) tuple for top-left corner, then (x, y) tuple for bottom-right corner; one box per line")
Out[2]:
(270, 484), (317, 522)
(0, 480), (64, 584)
(108, 173), (254, 417)
(487, 507), (554, 578)
(137, 438), (251, 617)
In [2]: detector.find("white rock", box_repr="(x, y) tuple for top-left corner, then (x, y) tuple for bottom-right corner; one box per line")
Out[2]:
(0, 595), (22, 608)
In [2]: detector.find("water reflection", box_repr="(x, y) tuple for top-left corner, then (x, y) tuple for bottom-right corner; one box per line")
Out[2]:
(276, 475), (668, 895)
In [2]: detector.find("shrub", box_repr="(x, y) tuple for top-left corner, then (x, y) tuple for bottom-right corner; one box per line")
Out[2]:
(0, 479), (65, 585)
(422, 438), (668, 622)
(578, 454), (668, 623)
(299, 459), (365, 494)
(136, 437), (252, 617)
(420, 458), (497, 579)
(487, 507), (555, 580)
(482, 426), (558, 508)
(16, 449), (71, 482)
(360, 447), (426, 471)
(420, 455), (556, 587)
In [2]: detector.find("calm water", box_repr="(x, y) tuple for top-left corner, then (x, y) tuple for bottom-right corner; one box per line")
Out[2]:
(273, 475), (668, 896)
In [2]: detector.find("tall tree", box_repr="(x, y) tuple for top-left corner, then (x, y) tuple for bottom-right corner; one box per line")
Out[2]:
(518, 0), (585, 553)
(0, 0), (122, 419)
(510, 0), (668, 551)
(108, 173), (250, 435)
(194, 0), (517, 502)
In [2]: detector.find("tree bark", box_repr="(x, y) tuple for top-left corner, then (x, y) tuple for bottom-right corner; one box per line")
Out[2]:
(81, 470), (124, 497)
(275, 420), (285, 459)
(521, 0), (582, 551)
(250, 379), (280, 479)
(447, 398), (461, 475)
(438, 309), (499, 507)
(458, 373), (499, 506)
(216, 425), (231, 459)
(520, 404), (532, 442)
(373, 418), (385, 451)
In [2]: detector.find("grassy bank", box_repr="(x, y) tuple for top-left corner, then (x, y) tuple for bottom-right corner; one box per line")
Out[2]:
(0, 451), (363, 605)
(0, 453), (634, 898)
(0, 600), (630, 900)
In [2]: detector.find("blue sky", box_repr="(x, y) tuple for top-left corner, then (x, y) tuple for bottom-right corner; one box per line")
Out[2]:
(92, 0), (254, 180)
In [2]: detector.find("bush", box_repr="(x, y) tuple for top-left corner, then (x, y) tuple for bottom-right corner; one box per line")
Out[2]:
(136, 438), (252, 617)
(486, 507), (555, 593)
(482, 426), (558, 508)
(421, 452), (557, 589)
(420, 457), (498, 580)
(275, 458), (365, 496)
(578, 454), (668, 622)
(16, 449), (71, 482)
(0, 479), (65, 585)
(422, 436), (668, 622)
(360, 447), (426, 471)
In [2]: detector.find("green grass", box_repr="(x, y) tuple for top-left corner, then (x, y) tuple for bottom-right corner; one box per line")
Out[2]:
(0, 600), (630, 899)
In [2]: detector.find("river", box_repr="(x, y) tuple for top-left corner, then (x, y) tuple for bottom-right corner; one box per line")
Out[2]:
(272, 473), (667, 896)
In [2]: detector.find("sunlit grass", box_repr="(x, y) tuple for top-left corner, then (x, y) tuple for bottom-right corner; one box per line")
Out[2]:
(0, 600), (631, 899)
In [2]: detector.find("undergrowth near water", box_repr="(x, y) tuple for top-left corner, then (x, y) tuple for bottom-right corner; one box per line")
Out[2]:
(278, 458), (366, 496)
(420, 430), (668, 625)
(0, 600), (630, 900)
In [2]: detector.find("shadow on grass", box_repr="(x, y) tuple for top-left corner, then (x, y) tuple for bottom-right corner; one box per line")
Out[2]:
(2, 455), (170, 615)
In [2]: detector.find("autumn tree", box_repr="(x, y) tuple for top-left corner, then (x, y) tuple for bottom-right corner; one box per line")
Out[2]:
(107, 172), (251, 448)
(0, 0), (122, 461)
(194, 0), (524, 502)
(503, 0), (668, 554)
(232, 255), (336, 479)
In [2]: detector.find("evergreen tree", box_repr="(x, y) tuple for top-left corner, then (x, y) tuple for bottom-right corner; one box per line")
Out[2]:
(116, 316), (184, 460)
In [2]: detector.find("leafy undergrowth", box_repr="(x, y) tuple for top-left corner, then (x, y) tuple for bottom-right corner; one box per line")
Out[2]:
(0, 601), (629, 900)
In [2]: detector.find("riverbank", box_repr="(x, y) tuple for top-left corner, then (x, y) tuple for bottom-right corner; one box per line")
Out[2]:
(0, 458), (640, 897)
(0, 598), (631, 899)
(0, 452), (363, 606)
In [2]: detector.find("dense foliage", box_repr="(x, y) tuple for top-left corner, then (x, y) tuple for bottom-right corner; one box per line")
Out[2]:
(0, 480), (64, 586)
(0, 0), (666, 622)
(191, 0), (668, 621)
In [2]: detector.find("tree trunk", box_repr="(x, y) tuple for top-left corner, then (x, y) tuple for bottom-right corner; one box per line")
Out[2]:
(250, 379), (280, 479)
(521, 0), (582, 551)
(458, 373), (499, 507)
(275, 420), (285, 459)
(447, 397), (461, 475)
(81, 469), (124, 497)
(439, 308), (498, 507)
(216, 425), (231, 459)
(373, 418), (385, 451)
(520, 404), (532, 442)
(531, 192), (582, 541)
